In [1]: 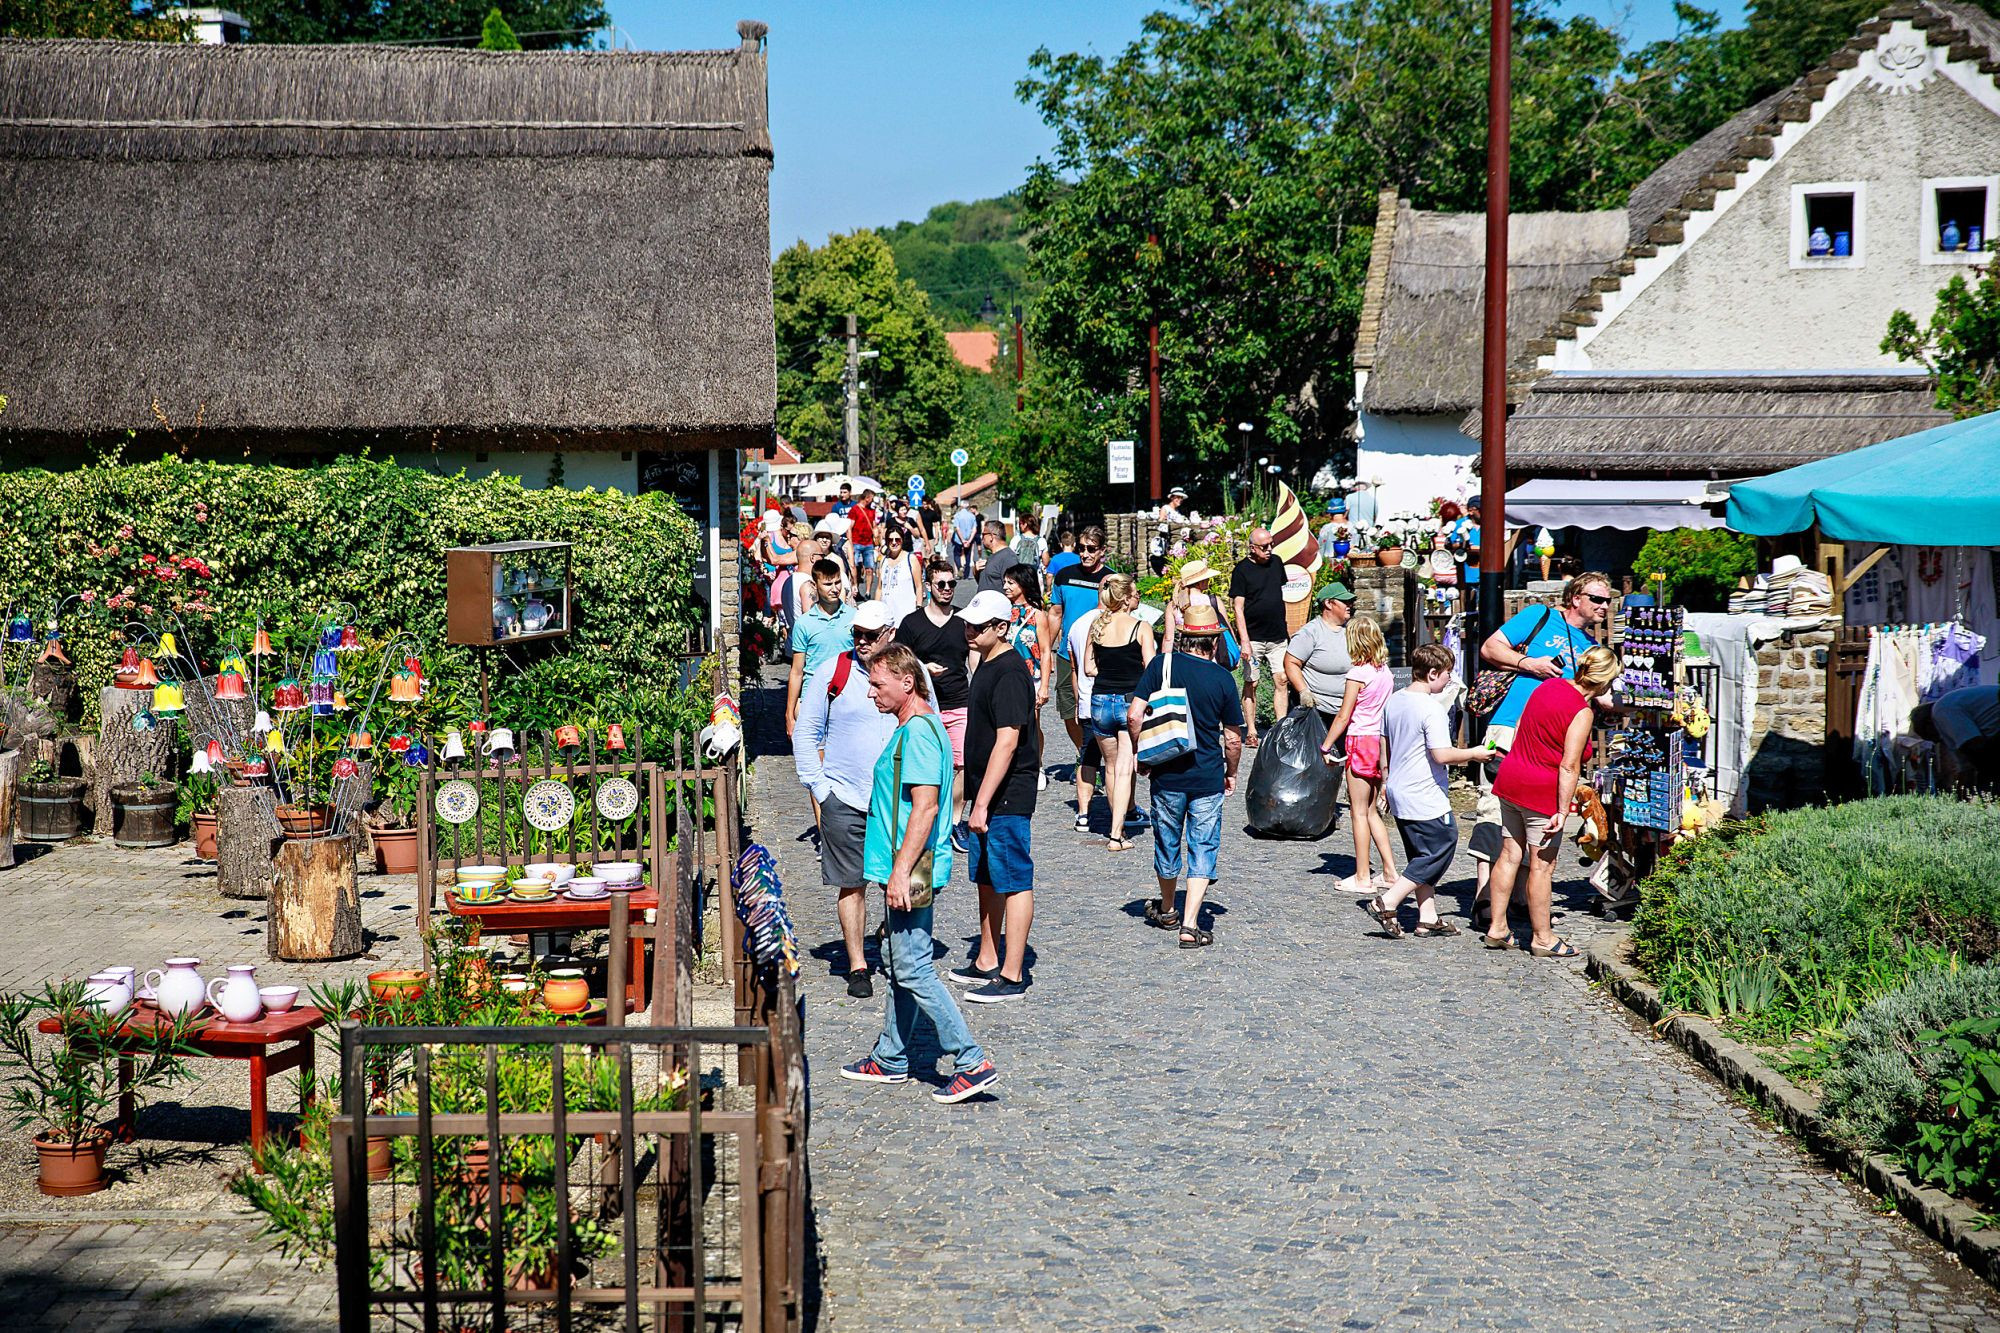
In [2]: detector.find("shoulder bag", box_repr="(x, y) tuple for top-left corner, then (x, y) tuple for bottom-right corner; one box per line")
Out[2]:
(1466, 606), (1553, 719)
(884, 713), (951, 910)
(1136, 651), (1197, 765)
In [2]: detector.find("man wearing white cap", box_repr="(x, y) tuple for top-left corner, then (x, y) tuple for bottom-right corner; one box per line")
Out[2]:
(795, 601), (899, 996)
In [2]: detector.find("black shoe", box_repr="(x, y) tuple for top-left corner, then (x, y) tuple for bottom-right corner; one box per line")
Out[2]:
(845, 969), (874, 999)
(948, 961), (1000, 986)
(962, 974), (1030, 1004)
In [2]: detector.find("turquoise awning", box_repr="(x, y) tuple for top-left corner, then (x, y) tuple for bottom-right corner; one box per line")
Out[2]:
(1725, 409), (2000, 545)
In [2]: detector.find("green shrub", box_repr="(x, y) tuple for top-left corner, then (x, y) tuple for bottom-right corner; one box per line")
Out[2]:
(1630, 528), (1757, 610)
(1819, 964), (2000, 1158)
(0, 456), (707, 729)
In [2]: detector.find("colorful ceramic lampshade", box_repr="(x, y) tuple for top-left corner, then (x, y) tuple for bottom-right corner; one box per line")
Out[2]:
(272, 677), (307, 712)
(189, 747), (213, 775)
(386, 731), (412, 755)
(265, 728), (285, 755)
(405, 739), (431, 768)
(152, 680), (185, 713)
(319, 623), (343, 651)
(443, 730), (467, 762)
(253, 709), (274, 732)
(218, 651), (248, 677)
(311, 647), (338, 679)
(250, 626), (275, 656)
(337, 624), (361, 652)
(213, 669), (248, 702)
(117, 646), (141, 676)
(131, 709), (157, 733)
(39, 635), (69, 666)
(332, 690), (350, 712)
(133, 657), (162, 688)
(346, 729), (373, 750)
(205, 739), (226, 766)
(242, 757), (269, 778)
(158, 630), (178, 657)
(332, 756), (360, 779)
(387, 668), (421, 704)
(605, 723), (627, 752)
(7, 612), (32, 643)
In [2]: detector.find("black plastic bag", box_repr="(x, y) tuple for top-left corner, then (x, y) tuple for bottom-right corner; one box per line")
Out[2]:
(1245, 707), (1340, 839)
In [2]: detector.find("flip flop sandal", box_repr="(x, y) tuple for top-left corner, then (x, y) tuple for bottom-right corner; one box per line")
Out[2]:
(1178, 927), (1214, 949)
(1530, 937), (1579, 959)
(1357, 895), (1403, 939)
(1106, 837), (1137, 852)
(1144, 901), (1181, 930)
(1412, 920), (1461, 937)
(1481, 933), (1514, 950)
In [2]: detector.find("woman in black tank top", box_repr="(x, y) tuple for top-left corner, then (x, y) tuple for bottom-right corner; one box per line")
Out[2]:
(1082, 575), (1156, 852)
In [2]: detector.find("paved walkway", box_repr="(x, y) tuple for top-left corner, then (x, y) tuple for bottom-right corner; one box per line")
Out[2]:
(767, 701), (2000, 1331)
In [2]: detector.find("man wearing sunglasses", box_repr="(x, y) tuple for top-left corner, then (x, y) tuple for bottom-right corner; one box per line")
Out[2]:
(1478, 570), (1614, 750)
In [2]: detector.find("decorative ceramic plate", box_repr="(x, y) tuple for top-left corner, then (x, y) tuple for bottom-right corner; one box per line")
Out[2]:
(594, 775), (640, 821)
(522, 779), (576, 832)
(434, 779), (480, 825)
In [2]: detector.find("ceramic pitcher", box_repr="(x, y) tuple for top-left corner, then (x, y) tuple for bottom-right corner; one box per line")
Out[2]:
(208, 964), (263, 1023)
(84, 973), (132, 1013)
(146, 958), (207, 1018)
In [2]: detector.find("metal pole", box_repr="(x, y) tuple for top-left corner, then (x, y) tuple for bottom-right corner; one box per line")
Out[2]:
(1147, 244), (1162, 506)
(843, 313), (861, 479)
(1478, 0), (1511, 654)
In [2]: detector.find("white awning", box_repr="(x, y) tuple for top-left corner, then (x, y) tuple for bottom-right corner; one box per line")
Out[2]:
(1502, 479), (1725, 532)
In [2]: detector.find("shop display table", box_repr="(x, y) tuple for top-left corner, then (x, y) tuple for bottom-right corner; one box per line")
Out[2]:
(443, 886), (658, 1006)
(40, 1005), (324, 1155)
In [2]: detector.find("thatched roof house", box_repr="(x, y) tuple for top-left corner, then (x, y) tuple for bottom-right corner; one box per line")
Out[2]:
(0, 28), (775, 457)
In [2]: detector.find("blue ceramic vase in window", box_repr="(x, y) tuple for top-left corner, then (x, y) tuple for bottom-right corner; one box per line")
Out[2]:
(1832, 231), (1851, 256)
(1808, 225), (1831, 257)
(1942, 218), (1963, 252)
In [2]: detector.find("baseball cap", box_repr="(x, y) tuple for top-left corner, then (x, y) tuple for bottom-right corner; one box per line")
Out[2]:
(962, 590), (1013, 626)
(1315, 581), (1357, 605)
(852, 601), (892, 632)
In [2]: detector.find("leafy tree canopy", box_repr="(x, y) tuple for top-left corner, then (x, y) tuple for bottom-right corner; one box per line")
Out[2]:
(478, 6), (522, 50)
(881, 195), (1041, 328)
(0, 0), (190, 39)
(1884, 268), (2000, 419)
(223, 0), (606, 47)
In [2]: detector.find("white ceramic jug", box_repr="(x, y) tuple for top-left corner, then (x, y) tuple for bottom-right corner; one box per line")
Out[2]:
(146, 958), (207, 1018)
(207, 964), (263, 1023)
(84, 973), (132, 1013)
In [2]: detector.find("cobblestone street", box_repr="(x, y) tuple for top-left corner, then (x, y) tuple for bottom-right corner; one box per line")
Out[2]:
(769, 701), (2000, 1332)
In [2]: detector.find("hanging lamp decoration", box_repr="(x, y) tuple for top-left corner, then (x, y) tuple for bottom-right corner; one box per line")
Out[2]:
(116, 645), (141, 678)
(309, 680), (336, 716)
(189, 746), (213, 775)
(158, 630), (178, 658)
(403, 654), (425, 695)
(319, 622), (344, 652)
(213, 669), (248, 702)
(387, 667), (422, 704)
(205, 739), (226, 766)
(250, 626), (275, 657)
(133, 657), (162, 689)
(131, 709), (157, 734)
(332, 690), (351, 712)
(337, 623), (362, 653)
(346, 729), (374, 750)
(311, 647), (338, 680)
(218, 650), (248, 677)
(405, 738), (432, 768)
(332, 756), (361, 779)
(253, 708), (274, 733)
(39, 633), (69, 666)
(271, 676), (307, 712)
(386, 731), (413, 755)
(241, 756), (269, 778)
(7, 612), (33, 643)
(265, 728), (286, 755)
(152, 680), (185, 714)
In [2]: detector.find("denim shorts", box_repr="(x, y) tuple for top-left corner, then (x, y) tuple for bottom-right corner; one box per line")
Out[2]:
(1151, 788), (1225, 882)
(1088, 691), (1130, 742)
(967, 813), (1035, 893)
(852, 543), (876, 569)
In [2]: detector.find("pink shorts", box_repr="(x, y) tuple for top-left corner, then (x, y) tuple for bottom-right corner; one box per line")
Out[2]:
(1345, 734), (1383, 781)
(938, 707), (968, 766)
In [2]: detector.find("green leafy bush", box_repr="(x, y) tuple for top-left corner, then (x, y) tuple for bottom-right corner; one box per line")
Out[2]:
(0, 456), (707, 728)
(1630, 528), (1757, 610)
(1819, 964), (2000, 1158)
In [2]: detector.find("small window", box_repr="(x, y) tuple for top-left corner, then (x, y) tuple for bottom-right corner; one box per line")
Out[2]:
(1921, 176), (1998, 264)
(1790, 181), (1865, 270)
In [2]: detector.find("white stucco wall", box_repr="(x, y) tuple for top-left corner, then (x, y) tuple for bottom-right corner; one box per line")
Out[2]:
(1584, 73), (2000, 370)
(1353, 409), (1478, 520)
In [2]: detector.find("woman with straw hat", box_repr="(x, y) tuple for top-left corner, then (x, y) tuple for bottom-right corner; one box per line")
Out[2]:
(1164, 558), (1229, 654)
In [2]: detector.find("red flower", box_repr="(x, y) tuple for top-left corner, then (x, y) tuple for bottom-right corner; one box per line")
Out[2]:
(79, 590), (96, 604)
(140, 553), (157, 564)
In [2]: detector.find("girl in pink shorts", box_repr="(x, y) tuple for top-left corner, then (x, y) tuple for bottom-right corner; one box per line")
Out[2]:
(1322, 615), (1398, 893)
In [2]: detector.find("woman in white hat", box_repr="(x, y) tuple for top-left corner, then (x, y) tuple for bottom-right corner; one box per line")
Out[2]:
(1164, 559), (1230, 654)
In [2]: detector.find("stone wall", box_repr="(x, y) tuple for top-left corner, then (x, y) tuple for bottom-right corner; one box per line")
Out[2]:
(1349, 563), (1416, 666)
(1744, 627), (1832, 813)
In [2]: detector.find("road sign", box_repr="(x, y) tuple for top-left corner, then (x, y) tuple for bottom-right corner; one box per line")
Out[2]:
(949, 447), (970, 469)
(742, 459), (772, 481)
(906, 473), (926, 494)
(1108, 439), (1136, 485)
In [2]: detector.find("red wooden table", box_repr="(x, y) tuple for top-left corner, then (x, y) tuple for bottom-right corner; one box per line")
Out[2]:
(40, 1005), (324, 1155)
(443, 886), (658, 1006)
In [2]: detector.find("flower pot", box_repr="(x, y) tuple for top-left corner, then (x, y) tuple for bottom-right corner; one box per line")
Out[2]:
(368, 969), (428, 1004)
(190, 810), (219, 860)
(1375, 547), (1404, 567)
(275, 803), (333, 840)
(367, 1134), (394, 1182)
(35, 1129), (112, 1197)
(460, 1141), (525, 1207)
(110, 781), (178, 848)
(372, 825), (419, 875)
(18, 777), (88, 842)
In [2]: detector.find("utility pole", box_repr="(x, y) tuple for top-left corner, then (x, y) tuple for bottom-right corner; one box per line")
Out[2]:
(1147, 232), (1162, 507)
(843, 313), (861, 479)
(1477, 0), (1511, 658)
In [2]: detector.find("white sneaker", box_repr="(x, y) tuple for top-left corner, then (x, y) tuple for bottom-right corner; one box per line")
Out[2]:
(1038, 770), (1049, 790)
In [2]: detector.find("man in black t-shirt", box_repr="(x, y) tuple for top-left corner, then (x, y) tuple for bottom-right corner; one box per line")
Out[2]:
(951, 590), (1040, 1005)
(1228, 527), (1293, 745)
(895, 557), (972, 815)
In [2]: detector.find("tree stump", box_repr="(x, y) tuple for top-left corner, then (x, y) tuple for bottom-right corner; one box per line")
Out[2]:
(93, 686), (174, 837)
(182, 675), (255, 761)
(0, 749), (18, 870)
(269, 833), (363, 961)
(216, 783), (282, 901)
(27, 660), (77, 724)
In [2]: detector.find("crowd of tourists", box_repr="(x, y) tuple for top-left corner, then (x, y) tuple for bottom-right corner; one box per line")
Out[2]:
(776, 483), (1623, 1104)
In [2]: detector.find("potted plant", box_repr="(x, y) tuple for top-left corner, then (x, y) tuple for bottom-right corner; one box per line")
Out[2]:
(179, 770), (220, 860)
(18, 756), (88, 842)
(110, 770), (179, 848)
(0, 980), (198, 1196)
(367, 758), (423, 875)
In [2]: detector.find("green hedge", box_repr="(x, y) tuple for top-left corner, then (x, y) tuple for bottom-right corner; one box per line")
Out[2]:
(0, 456), (709, 731)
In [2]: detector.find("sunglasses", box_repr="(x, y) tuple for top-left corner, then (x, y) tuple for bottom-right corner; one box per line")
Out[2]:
(1078, 544), (1102, 553)
(931, 579), (956, 589)
(1250, 543), (1274, 553)
(852, 627), (886, 643)
(1581, 593), (1613, 605)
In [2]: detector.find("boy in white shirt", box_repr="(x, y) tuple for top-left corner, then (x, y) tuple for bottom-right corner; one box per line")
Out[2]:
(1362, 643), (1491, 939)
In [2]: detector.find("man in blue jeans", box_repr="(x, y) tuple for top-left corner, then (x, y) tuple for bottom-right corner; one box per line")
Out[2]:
(838, 643), (998, 1104)
(1126, 603), (1244, 948)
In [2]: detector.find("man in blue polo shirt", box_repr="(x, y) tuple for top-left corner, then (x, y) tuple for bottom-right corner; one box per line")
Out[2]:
(785, 557), (855, 737)
(1477, 570), (1611, 747)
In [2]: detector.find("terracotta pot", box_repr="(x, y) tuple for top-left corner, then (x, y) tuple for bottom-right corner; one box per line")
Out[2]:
(35, 1129), (112, 1197)
(372, 825), (419, 875)
(275, 803), (333, 840)
(18, 778), (87, 842)
(190, 810), (219, 860)
(1375, 547), (1404, 567)
(367, 1134), (394, 1181)
(110, 781), (178, 848)
(460, 1141), (525, 1207)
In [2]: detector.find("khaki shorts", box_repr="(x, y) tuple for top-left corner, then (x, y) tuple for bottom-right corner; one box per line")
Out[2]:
(1245, 638), (1288, 685)
(1500, 798), (1563, 861)
(1055, 654), (1078, 719)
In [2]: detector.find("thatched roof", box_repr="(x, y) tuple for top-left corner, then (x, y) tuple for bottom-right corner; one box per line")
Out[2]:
(0, 29), (775, 451)
(1355, 198), (1626, 415)
(1464, 373), (1950, 477)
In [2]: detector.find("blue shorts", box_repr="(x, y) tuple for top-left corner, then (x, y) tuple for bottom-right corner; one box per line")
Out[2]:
(1088, 691), (1130, 742)
(1151, 788), (1224, 882)
(967, 814), (1035, 893)
(852, 543), (876, 569)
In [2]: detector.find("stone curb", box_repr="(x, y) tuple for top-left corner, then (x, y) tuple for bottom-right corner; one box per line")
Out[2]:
(1585, 929), (2000, 1290)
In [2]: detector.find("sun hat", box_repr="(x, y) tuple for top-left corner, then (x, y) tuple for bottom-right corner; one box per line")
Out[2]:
(1315, 580), (1357, 606)
(852, 601), (893, 632)
(1178, 604), (1226, 637)
(1177, 559), (1219, 586)
(962, 590), (1014, 627)
(1168, 486), (1189, 499)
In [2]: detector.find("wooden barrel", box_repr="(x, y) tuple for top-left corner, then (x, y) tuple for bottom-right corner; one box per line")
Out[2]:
(110, 782), (178, 848)
(18, 779), (86, 842)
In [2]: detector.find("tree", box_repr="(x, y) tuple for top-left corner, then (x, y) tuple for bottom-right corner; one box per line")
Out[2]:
(771, 231), (971, 483)
(0, 0), (190, 39)
(1884, 268), (2000, 418)
(881, 195), (1041, 328)
(223, 0), (606, 48)
(478, 7), (522, 49)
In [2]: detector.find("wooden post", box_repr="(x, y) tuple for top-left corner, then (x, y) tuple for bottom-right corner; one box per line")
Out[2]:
(216, 783), (282, 900)
(0, 749), (18, 870)
(93, 686), (175, 836)
(269, 833), (364, 961)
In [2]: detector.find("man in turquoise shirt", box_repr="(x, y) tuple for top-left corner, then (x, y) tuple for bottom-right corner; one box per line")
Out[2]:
(784, 558), (855, 737)
(1478, 571), (1611, 742)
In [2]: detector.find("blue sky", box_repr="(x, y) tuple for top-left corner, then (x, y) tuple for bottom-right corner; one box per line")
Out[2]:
(611, 1), (1747, 254)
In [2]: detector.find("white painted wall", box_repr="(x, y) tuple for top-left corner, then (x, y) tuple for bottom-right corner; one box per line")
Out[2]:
(413, 450), (640, 494)
(1584, 72), (2000, 370)
(1352, 407), (1478, 520)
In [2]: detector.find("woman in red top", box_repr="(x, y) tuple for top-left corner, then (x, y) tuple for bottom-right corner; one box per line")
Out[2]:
(1486, 646), (1620, 958)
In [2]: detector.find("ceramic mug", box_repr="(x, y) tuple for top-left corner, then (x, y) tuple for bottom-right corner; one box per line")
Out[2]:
(84, 973), (133, 1013)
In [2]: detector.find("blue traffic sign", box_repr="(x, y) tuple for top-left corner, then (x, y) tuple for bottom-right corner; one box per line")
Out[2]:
(906, 473), (926, 493)
(949, 447), (970, 469)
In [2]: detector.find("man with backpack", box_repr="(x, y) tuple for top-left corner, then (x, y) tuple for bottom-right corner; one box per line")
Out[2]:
(794, 600), (898, 997)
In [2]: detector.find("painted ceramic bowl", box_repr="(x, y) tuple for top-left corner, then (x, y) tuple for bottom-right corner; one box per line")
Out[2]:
(457, 883), (505, 904)
(567, 877), (608, 898)
(367, 969), (428, 1004)
(596, 861), (643, 885)
(258, 986), (301, 1014)
(456, 865), (508, 882)
(520, 862), (575, 886)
